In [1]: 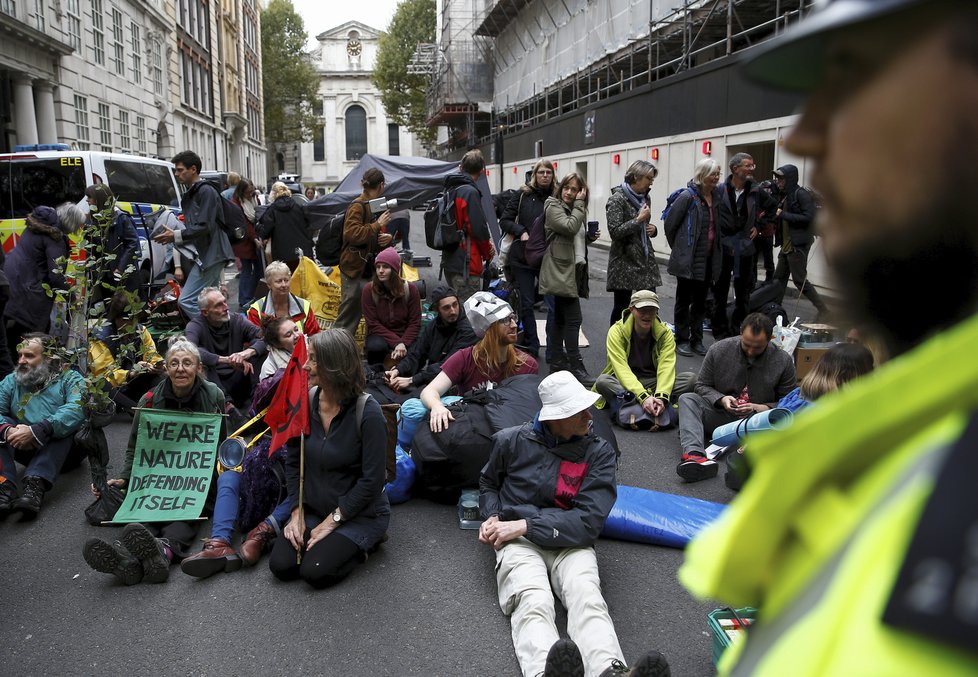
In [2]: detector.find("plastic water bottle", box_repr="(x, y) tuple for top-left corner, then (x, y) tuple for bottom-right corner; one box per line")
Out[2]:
(458, 489), (481, 530)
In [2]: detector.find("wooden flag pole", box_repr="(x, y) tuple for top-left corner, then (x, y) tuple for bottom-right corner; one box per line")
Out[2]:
(297, 434), (305, 565)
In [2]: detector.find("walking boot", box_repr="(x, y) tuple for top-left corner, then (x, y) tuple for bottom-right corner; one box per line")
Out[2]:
(121, 523), (171, 583)
(181, 537), (242, 578)
(547, 354), (570, 374)
(0, 479), (18, 517)
(676, 342), (694, 357)
(83, 538), (143, 586)
(569, 357), (595, 388)
(544, 639), (585, 677)
(239, 521), (277, 566)
(12, 476), (45, 520)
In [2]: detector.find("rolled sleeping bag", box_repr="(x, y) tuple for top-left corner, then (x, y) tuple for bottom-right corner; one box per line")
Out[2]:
(396, 395), (462, 449)
(384, 444), (416, 505)
(601, 485), (726, 549)
(710, 407), (794, 448)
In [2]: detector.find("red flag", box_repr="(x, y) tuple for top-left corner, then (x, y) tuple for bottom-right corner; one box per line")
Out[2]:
(264, 336), (310, 453)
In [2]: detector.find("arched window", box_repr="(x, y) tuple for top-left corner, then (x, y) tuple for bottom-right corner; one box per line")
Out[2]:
(276, 152), (285, 171)
(345, 105), (367, 161)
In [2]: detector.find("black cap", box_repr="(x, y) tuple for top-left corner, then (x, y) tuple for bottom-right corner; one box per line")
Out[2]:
(743, 0), (932, 91)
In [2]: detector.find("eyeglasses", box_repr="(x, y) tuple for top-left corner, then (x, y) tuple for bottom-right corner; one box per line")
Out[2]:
(535, 170), (553, 176)
(167, 359), (198, 371)
(498, 314), (518, 326)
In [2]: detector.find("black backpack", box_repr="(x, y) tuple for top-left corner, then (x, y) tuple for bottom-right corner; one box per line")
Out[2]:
(316, 201), (366, 266)
(218, 195), (247, 244)
(424, 189), (463, 251)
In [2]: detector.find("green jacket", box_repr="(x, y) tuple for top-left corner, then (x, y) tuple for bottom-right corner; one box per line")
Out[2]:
(538, 196), (586, 298)
(594, 311), (677, 407)
(0, 368), (85, 443)
(680, 313), (978, 676)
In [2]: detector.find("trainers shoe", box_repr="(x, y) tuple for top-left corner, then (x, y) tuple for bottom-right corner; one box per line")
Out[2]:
(628, 651), (671, 677)
(239, 521), (277, 566)
(12, 475), (46, 519)
(181, 537), (243, 578)
(676, 343), (694, 357)
(0, 480), (18, 516)
(544, 639), (584, 677)
(690, 341), (707, 356)
(83, 538), (144, 586)
(676, 453), (719, 482)
(121, 523), (170, 583)
(598, 659), (631, 677)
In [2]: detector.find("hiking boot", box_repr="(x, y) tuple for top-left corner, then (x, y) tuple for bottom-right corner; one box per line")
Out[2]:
(0, 480), (18, 516)
(598, 659), (631, 676)
(239, 521), (277, 566)
(677, 453), (719, 482)
(676, 343), (694, 357)
(544, 639), (584, 677)
(83, 538), (143, 586)
(690, 341), (707, 356)
(121, 523), (170, 583)
(181, 537), (242, 578)
(569, 358), (595, 388)
(12, 476), (46, 519)
(547, 355), (570, 373)
(627, 651), (671, 677)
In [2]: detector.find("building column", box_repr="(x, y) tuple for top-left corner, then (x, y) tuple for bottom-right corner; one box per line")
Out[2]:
(33, 82), (57, 145)
(12, 77), (38, 146)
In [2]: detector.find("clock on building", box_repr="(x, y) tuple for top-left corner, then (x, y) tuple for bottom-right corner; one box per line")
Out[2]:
(347, 38), (362, 56)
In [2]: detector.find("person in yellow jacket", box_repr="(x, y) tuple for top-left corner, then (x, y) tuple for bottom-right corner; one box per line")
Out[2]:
(679, 1), (978, 674)
(592, 290), (696, 416)
(88, 292), (164, 414)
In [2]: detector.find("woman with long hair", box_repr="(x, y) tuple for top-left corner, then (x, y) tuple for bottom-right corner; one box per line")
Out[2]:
(499, 158), (557, 357)
(259, 316), (302, 381)
(778, 342), (875, 412)
(421, 292), (538, 432)
(246, 260), (320, 336)
(269, 329), (390, 589)
(538, 173), (596, 385)
(361, 247), (421, 367)
(231, 179), (262, 308)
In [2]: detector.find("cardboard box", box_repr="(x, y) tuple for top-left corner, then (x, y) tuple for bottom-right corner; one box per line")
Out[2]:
(795, 345), (834, 380)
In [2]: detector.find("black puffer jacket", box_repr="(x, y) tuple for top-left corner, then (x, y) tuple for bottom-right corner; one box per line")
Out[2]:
(664, 182), (724, 283)
(717, 176), (779, 261)
(774, 164), (817, 247)
(257, 196), (314, 263)
(499, 184), (553, 269)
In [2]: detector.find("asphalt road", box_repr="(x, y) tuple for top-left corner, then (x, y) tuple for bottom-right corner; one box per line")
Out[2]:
(0, 213), (818, 677)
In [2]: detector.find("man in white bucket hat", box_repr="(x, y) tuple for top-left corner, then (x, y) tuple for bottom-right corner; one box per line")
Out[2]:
(479, 371), (669, 677)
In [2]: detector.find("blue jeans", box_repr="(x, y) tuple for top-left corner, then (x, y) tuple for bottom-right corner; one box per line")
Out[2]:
(179, 261), (226, 318)
(0, 435), (74, 487)
(237, 258), (261, 309)
(210, 470), (291, 542)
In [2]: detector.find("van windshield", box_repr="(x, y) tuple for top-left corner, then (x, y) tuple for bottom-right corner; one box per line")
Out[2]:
(104, 159), (179, 207)
(0, 158), (86, 219)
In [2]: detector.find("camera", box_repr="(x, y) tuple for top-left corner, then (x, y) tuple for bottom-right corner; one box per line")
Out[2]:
(368, 197), (398, 213)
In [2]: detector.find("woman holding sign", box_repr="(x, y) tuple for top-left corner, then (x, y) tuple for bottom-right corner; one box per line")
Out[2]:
(83, 338), (226, 585)
(268, 329), (390, 589)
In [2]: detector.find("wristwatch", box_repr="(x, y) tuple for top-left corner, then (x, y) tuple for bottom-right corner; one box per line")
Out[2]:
(332, 508), (343, 523)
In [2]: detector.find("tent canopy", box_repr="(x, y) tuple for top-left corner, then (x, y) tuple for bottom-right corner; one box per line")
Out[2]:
(303, 154), (500, 242)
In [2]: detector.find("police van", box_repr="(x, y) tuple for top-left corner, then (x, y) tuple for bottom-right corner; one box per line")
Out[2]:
(0, 146), (182, 292)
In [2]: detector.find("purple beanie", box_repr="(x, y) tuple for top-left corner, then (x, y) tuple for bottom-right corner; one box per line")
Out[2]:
(374, 247), (401, 271)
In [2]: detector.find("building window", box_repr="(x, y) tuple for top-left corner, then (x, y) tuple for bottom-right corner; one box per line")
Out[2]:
(110, 8), (125, 76)
(313, 126), (324, 162)
(91, 0), (105, 66)
(345, 105), (367, 161)
(32, 0), (44, 32)
(74, 95), (90, 149)
(388, 124), (400, 156)
(130, 23), (142, 84)
(119, 111), (131, 150)
(151, 38), (164, 97)
(66, 0), (82, 51)
(247, 103), (261, 142)
(135, 115), (147, 154)
(0, 2), (14, 18)
(97, 103), (112, 150)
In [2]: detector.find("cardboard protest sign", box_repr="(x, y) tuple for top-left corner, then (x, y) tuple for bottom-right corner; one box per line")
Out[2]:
(111, 409), (222, 523)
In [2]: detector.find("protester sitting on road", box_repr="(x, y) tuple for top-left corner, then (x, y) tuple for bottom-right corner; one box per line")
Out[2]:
(677, 312), (796, 482)
(421, 292), (538, 433)
(665, 158), (726, 357)
(83, 338), (227, 585)
(88, 291), (165, 415)
(606, 160), (662, 327)
(269, 329), (390, 589)
(361, 247), (421, 368)
(231, 179), (262, 309)
(538, 172), (597, 385)
(480, 370), (670, 677)
(3, 205), (81, 363)
(0, 334), (85, 520)
(257, 181), (314, 273)
(84, 183), (140, 301)
(335, 168), (393, 334)
(259, 316), (302, 382)
(594, 290), (696, 419)
(777, 342), (874, 412)
(499, 158), (557, 357)
(246, 260), (320, 336)
(385, 283), (476, 394)
(186, 287), (267, 412)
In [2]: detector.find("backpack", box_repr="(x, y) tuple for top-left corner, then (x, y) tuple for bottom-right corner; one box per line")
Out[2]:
(355, 393), (399, 483)
(424, 189), (463, 251)
(218, 195), (247, 244)
(522, 211), (548, 270)
(759, 301), (788, 328)
(315, 202), (366, 266)
(661, 187), (695, 224)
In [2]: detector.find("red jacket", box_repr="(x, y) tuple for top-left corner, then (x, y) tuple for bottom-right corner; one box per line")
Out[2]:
(361, 281), (422, 348)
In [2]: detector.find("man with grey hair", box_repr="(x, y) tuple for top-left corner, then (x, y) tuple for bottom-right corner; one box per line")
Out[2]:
(0, 333), (85, 519)
(184, 287), (266, 410)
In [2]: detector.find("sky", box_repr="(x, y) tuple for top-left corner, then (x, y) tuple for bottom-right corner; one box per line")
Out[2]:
(290, 0), (403, 50)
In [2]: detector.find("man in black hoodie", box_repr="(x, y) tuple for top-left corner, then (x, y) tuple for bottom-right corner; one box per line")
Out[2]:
(384, 284), (477, 393)
(153, 150), (233, 318)
(772, 164), (829, 316)
(441, 150), (495, 304)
